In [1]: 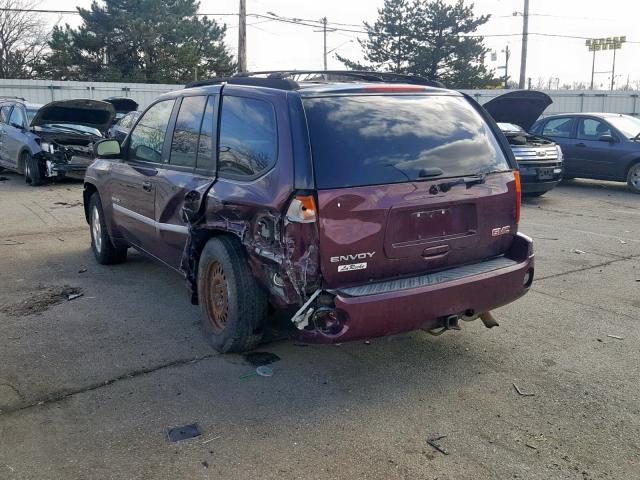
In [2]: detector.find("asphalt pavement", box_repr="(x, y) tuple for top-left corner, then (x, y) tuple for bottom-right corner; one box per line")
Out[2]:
(0, 171), (638, 479)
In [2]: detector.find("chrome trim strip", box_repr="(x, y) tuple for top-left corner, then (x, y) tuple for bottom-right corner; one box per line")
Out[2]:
(112, 204), (188, 235)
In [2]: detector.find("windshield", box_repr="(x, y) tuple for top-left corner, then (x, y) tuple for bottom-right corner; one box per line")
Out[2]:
(498, 122), (525, 133)
(606, 115), (640, 138)
(303, 94), (510, 189)
(26, 108), (39, 124)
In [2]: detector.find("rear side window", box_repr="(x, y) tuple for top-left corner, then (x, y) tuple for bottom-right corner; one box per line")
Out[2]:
(118, 113), (133, 129)
(542, 117), (573, 138)
(128, 99), (174, 163)
(0, 106), (11, 123)
(196, 96), (216, 171)
(577, 118), (611, 140)
(218, 96), (277, 178)
(170, 96), (207, 168)
(303, 95), (509, 189)
(9, 106), (26, 128)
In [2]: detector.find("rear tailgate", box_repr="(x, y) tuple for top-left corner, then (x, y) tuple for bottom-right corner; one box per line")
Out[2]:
(303, 91), (517, 288)
(317, 174), (517, 287)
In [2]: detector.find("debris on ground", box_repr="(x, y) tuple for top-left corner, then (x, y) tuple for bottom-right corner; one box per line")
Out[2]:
(0, 286), (83, 316)
(78, 267), (87, 274)
(525, 443), (538, 450)
(0, 239), (24, 246)
(239, 365), (274, 380)
(619, 240), (627, 244)
(67, 292), (83, 301)
(606, 334), (624, 340)
(242, 351), (281, 367)
(513, 383), (536, 397)
(201, 435), (221, 445)
(364, 340), (371, 345)
(427, 435), (449, 455)
(52, 201), (83, 208)
(571, 249), (586, 254)
(166, 423), (201, 443)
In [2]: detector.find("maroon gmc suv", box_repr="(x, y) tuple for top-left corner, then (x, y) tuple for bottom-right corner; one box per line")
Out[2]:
(84, 71), (534, 353)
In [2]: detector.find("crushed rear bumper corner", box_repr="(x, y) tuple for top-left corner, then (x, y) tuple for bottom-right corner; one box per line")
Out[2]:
(299, 233), (534, 343)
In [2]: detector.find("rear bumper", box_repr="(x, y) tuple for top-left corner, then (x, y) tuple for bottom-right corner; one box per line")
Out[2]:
(299, 233), (534, 343)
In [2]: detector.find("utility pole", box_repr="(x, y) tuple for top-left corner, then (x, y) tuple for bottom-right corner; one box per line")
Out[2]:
(610, 45), (617, 91)
(503, 45), (510, 89)
(518, 0), (529, 89)
(322, 17), (328, 70)
(238, 0), (247, 72)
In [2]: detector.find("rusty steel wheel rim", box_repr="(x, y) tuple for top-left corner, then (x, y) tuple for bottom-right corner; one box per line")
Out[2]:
(205, 261), (229, 332)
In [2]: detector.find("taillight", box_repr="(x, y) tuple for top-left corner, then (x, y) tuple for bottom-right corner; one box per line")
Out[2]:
(514, 171), (522, 224)
(286, 194), (317, 223)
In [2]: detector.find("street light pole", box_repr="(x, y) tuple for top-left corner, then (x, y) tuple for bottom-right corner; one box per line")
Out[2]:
(590, 47), (596, 89)
(518, 0), (529, 89)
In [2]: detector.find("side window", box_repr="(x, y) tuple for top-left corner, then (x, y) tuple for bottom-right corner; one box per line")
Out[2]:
(128, 100), (174, 163)
(542, 118), (574, 138)
(0, 106), (11, 124)
(196, 96), (216, 171)
(218, 96), (277, 178)
(9, 106), (26, 128)
(169, 96), (207, 168)
(577, 118), (611, 141)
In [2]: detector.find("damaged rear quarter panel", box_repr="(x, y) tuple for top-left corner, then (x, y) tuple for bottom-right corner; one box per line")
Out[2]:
(185, 88), (320, 307)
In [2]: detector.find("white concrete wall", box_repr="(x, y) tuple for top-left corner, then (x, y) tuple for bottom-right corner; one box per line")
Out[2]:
(0, 79), (183, 108)
(460, 89), (640, 117)
(0, 80), (638, 117)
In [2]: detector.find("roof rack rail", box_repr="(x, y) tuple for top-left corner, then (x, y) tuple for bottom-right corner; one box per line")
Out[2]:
(185, 76), (299, 90)
(185, 70), (444, 90)
(243, 70), (445, 88)
(0, 96), (26, 101)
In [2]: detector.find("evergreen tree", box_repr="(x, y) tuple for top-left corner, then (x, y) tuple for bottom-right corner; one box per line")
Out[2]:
(338, 0), (496, 88)
(39, 0), (235, 83)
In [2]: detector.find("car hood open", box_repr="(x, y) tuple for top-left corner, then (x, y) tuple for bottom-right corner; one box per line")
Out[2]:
(102, 97), (139, 114)
(31, 99), (116, 132)
(483, 90), (552, 132)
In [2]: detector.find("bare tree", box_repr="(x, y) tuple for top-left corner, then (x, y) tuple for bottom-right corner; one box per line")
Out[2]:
(0, 0), (50, 78)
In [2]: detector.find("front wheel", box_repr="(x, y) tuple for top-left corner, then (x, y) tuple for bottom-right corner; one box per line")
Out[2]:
(627, 163), (640, 194)
(197, 236), (268, 353)
(89, 193), (128, 264)
(24, 153), (45, 186)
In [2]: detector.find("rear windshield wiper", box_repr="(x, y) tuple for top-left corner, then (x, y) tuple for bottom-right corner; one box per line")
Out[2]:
(432, 173), (487, 193)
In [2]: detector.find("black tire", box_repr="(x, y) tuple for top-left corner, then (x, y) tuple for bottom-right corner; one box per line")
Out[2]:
(523, 191), (546, 198)
(24, 153), (45, 186)
(197, 236), (268, 353)
(627, 162), (640, 194)
(89, 193), (128, 264)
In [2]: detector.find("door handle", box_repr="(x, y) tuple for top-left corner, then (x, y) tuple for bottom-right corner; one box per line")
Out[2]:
(142, 181), (153, 192)
(575, 143), (586, 147)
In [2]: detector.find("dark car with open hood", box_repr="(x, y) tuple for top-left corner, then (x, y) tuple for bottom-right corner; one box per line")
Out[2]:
(484, 90), (564, 196)
(83, 70), (534, 353)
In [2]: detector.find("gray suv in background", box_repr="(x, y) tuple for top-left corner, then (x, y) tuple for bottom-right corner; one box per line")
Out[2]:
(0, 98), (42, 178)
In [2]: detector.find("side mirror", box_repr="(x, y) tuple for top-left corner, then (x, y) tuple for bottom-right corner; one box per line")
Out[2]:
(598, 134), (615, 143)
(94, 138), (121, 158)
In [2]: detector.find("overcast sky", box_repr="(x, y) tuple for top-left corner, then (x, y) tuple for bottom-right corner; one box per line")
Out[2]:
(39, 0), (640, 88)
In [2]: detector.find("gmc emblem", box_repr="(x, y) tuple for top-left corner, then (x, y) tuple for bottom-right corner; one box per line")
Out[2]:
(492, 226), (511, 236)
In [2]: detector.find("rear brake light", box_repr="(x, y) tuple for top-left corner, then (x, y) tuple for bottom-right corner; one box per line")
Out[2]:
(514, 171), (522, 224)
(362, 86), (426, 93)
(286, 195), (317, 223)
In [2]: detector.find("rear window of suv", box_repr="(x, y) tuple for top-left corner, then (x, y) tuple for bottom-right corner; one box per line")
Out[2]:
(303, 94), (510, 189)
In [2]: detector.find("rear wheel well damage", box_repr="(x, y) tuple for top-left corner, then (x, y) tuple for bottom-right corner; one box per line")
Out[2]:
(181, 209), (321, 310)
